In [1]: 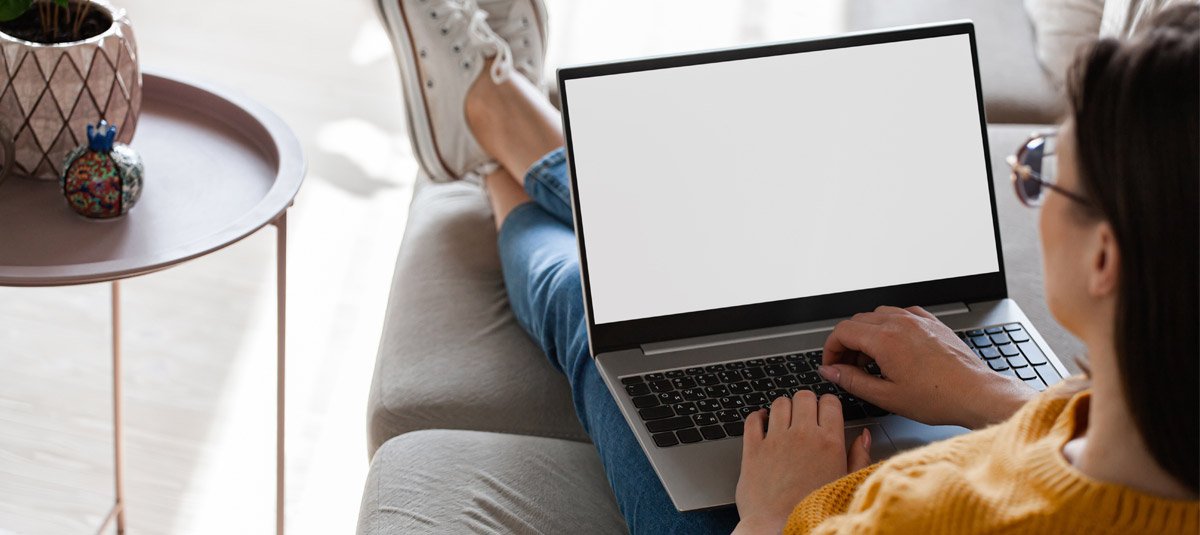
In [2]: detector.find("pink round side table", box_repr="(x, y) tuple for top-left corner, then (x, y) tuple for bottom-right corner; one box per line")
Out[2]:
(0, 71), (305, 534)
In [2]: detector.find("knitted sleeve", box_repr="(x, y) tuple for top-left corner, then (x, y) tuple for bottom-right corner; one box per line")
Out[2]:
(782, 463), (883, 535)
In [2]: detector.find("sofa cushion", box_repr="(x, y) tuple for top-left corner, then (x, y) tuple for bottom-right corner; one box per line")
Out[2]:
(357, 430), (627, 535)
(846, 0), (1065, 125)
(366, 179), (589, 457)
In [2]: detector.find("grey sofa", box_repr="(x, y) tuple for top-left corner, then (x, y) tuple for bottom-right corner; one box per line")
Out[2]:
(358, 2), (1084, 533)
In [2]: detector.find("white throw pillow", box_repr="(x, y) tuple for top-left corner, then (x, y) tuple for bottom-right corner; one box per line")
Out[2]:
(1025, 0), (1106, 87)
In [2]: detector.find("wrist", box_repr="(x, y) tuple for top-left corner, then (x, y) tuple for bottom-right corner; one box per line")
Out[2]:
(960, 375), (1035, 430)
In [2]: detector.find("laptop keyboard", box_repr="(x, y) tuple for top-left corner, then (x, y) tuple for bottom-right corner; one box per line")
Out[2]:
(620, 323), (1060, 448)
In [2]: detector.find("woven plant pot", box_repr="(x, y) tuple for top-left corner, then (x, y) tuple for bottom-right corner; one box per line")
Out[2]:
(0, 0), (141, 181)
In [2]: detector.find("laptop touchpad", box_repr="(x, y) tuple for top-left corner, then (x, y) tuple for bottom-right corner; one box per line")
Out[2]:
(845, 424), (898, 460)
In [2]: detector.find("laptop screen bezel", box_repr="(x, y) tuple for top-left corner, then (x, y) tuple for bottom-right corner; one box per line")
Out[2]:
(557, 21), (1008, 356)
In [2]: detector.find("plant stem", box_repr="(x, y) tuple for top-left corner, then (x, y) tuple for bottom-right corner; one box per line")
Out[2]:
(74, 1), (92, 38)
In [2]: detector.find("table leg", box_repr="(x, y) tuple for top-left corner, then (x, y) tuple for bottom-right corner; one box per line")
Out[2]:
(273, 212), (287, 535)
(112, 280), (126, 534)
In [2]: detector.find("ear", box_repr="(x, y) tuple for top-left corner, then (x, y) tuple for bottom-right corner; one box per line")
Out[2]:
(1088, 222), (1121, 298)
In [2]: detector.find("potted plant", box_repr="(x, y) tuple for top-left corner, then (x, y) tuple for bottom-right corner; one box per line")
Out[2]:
(0, 0), (140, 182)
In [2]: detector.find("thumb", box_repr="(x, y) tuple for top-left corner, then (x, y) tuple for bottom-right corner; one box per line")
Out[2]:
(819, 364), (894, 406)
(848, 428), (872, 472)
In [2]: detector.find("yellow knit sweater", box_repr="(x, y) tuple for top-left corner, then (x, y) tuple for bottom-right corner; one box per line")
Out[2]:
(784, 379), (1199, 534)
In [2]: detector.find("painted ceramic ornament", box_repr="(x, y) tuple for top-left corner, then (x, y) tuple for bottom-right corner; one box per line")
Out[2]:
(60, 121), (144, 219)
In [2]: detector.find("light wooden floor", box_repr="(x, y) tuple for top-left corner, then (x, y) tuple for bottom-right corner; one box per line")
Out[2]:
(0, 1), (845, 533)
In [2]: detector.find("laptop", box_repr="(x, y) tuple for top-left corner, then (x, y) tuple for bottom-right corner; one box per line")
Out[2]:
(555, 21), (1073, 512)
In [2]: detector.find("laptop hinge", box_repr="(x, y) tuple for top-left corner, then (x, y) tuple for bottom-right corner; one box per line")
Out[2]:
(641, 302), (971, 356)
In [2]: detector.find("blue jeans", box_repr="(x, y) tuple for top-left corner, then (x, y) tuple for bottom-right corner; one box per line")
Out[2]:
(497, 148), (740, 534)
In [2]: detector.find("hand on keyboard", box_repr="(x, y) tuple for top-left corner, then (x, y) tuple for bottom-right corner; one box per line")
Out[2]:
(819, 306), (1036, 430)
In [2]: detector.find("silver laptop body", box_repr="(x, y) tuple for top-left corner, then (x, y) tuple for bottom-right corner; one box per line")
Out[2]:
(556, 21), (1074, 512)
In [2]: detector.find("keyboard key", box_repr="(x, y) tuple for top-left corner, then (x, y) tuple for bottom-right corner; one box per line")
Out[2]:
(971, 335), (992, 347)
(751, 379), (775, 391)
(632, 395), (659, 408)
(1015, 366), (1038, 381)
(765, 364), (788, 377)
(787, 361), (811, 374)
(805, 350), (821, 358)
(739, 406), (759, 419)
(653, 432), (679, 448)
(865, 362), (882, 375)
(1025, 377), (1048, 392)
(798, 372), (822, 384)
(649, 380), (674, 393)
(696, 374), (720, 387)
(717, 410), (741, 423)
(1003, 323), (1023, 332)
(1037, 364), (1062, 386)
(672, 377), (697, 390)
(622, 376), (644, 385)
(673, 402), (699, 416)
(1017, 341), (1047, 365)
(638, 405), (674, 421)
(725, 361), (747, 370)
(843, 404), (867, 420)
(863, 403), (888, 417)
(724, 422), (745, 436)
(700, 425), (727, 440)
(990, 332), (1012, 345)
(785, 354), (802, 362)
(666, 370), (685, 378)
(677, 428), (703, 444)
(681, 388), (707, 402)
(1000, 344), (1021, 358)
(814, 383), (837, 395)
(645, 373), (665, 381)
(1007, 355), (1030, 369)
(697, 399), (723, 412)
(766, 356), (786, 364)
(704, 385), (729, 398)
(767, 389), (789, 401)
(658, 392), (684, 405)
(704, 364), (726, 373)
(694, 413), (719, 426)
(998, 368), (1017, 379)
(775, 375), (800, 388)
(626, 383), (651, 396)
(988, 359), (1010, 372)
(967, 329), (985, 337)
(728, 382), (753, 395)
(717, 370), (744, 383)
(1009, 329), (1030, 343)
(747, 359), (765, 367)
(743, 367), (767, 380)
(646, 416), (693, 433)
(984, 326), (1004, 335)
(721, 396), (747, 409)
(686, 367), (705, 375)
(744, 393), (769, 405)
(980, 346), (1001, 360)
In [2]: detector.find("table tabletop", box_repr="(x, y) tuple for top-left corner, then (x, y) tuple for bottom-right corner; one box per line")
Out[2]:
(0, 71), (305, 287)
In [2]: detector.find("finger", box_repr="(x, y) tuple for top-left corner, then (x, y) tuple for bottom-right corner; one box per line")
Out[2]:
(904, 306), (938, 321)
(851, 311), (888, 324)
(818, 364), (896, 407)
(768, 396), (791, 435)
(744, 409), (766, 445)
(847, 428), (873, 472)
(790, 389), (818, 428)
(822, 320), (885, 365)
(817, 393), (844, 430)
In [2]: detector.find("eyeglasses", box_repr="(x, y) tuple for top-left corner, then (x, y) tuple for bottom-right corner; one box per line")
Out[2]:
(1006, 132), (1091, 207)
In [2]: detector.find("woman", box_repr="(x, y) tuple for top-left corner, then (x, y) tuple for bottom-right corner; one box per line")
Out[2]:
(379, 1), (1198, 532)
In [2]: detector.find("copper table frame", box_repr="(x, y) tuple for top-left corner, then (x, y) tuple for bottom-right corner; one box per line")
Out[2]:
(0, 71), (305, 535)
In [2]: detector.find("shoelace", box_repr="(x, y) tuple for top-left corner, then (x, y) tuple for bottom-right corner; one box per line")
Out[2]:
(437, 0), (514, 84)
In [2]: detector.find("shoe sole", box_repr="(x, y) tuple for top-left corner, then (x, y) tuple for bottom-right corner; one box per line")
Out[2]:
(375, 0), (457, 183)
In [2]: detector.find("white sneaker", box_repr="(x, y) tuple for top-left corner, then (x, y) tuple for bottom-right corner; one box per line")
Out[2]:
(477, 0), (549, 91)
(376, 0), (515, 182)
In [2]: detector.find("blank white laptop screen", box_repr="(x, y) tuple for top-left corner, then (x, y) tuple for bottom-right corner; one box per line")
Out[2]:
(565, 34), (999, 325)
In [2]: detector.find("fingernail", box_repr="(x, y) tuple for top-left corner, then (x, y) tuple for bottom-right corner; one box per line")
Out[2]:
(818, 365), (839, 383)
(863, 428), (872, 450)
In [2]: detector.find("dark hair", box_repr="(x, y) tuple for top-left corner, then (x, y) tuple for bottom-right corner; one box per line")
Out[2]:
(1067, 4), (1199, 492)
